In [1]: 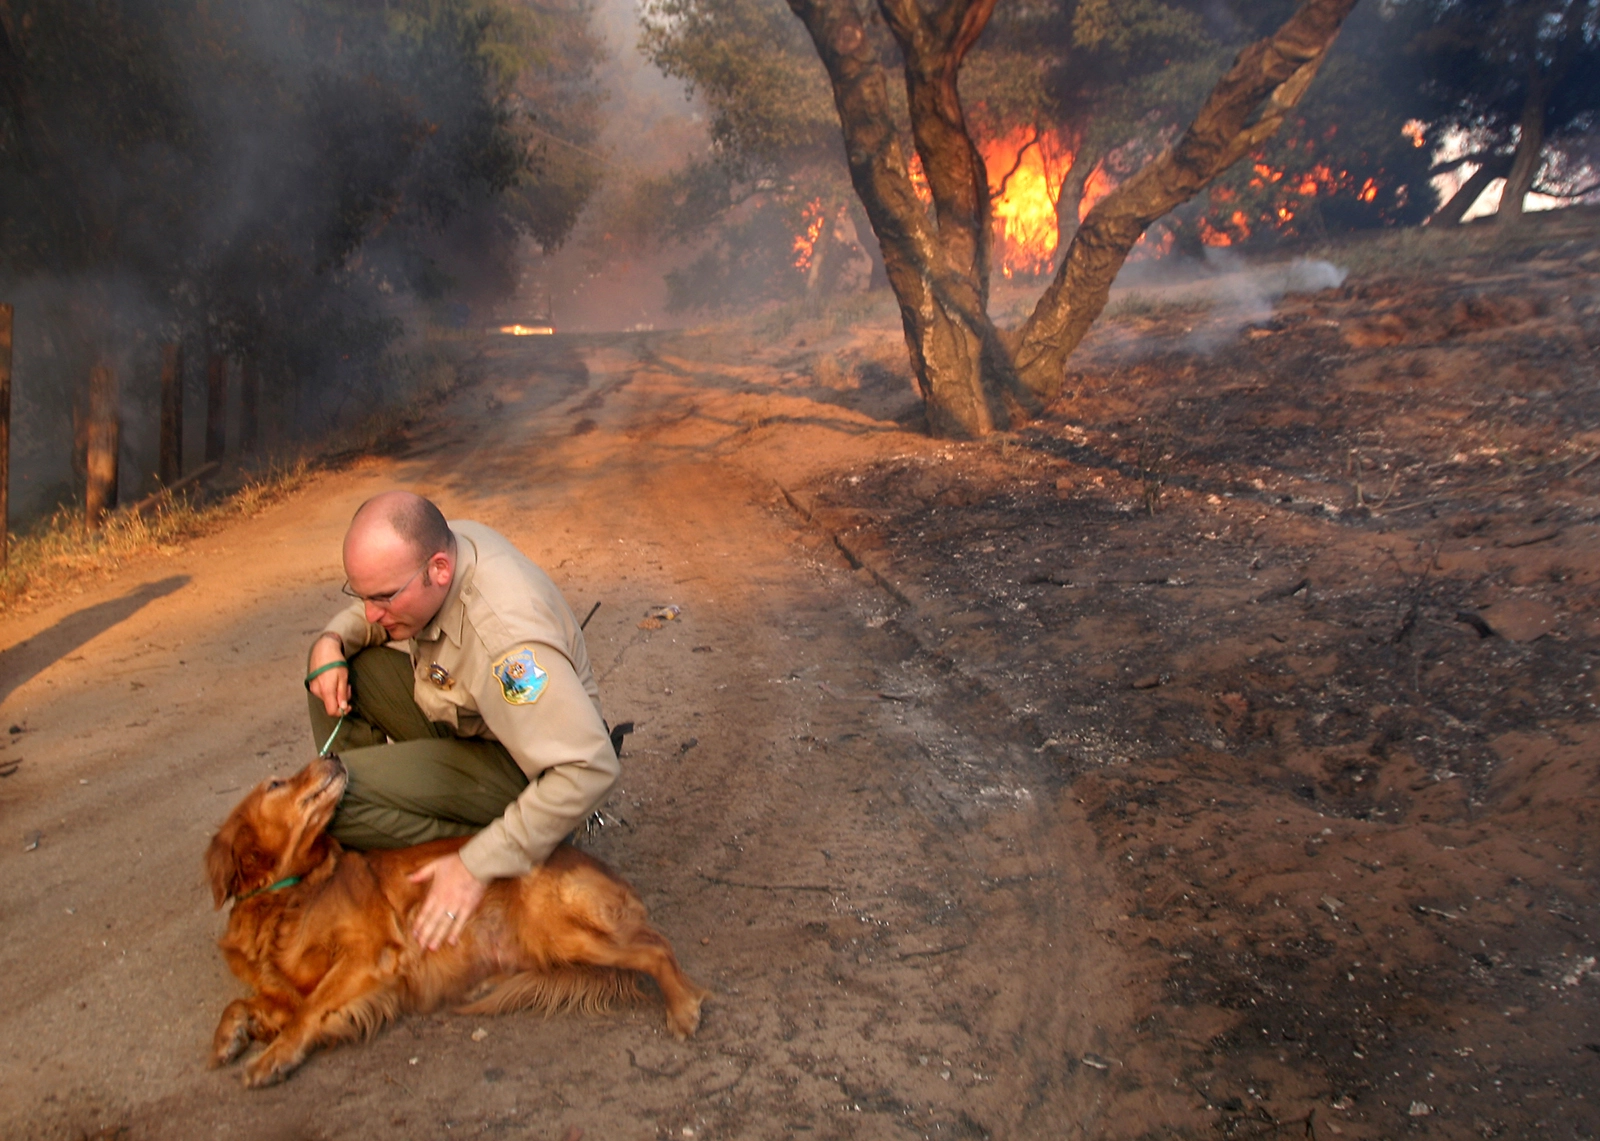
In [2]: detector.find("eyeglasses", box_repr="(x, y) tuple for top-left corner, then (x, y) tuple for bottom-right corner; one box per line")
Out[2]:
(341, 563), (428, 606)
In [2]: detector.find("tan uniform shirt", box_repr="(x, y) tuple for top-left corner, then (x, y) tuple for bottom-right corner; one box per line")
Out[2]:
(321, 521), (618, 879)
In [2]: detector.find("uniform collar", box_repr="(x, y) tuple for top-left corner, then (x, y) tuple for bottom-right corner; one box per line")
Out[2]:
(417, 529), (477, 647)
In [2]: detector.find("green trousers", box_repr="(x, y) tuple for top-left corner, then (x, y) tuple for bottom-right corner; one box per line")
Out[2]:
(307, 646), (529, 851)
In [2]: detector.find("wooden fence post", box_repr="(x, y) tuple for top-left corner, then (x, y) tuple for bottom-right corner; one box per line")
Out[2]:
(205, 351), (226, 463)
(240, 356), (259, 454)
(0, 303), (11, 571)
(85, 363), (119, 530)
(159, 342), (184, 485)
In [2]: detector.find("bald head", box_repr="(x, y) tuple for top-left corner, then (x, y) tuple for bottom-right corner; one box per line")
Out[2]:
(346, 491), (454, 563)
(341, 492), (457, 638)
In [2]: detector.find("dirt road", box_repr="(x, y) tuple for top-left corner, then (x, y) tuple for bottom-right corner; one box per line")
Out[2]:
(0, 334), (1140, 1140)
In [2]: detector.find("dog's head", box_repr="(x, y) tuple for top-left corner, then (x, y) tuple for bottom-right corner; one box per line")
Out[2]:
(205, 754), (347, 908)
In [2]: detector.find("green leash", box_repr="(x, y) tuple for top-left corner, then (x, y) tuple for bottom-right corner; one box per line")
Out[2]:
(235, 694), (342, 907)
(319, 713), (347, 758)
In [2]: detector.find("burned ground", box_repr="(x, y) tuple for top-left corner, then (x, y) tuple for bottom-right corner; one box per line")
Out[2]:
(784, 209), (1600, 1137)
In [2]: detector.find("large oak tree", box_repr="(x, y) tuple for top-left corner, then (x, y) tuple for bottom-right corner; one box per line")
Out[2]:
(1411, 0), (1600, 224)
(783, 0), (1360, 436)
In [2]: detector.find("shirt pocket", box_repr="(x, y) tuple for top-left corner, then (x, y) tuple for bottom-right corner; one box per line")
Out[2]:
(412, 650), (485, 735)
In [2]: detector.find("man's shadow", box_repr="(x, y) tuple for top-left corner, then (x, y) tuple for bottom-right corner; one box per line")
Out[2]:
(0, 576), (190, 707)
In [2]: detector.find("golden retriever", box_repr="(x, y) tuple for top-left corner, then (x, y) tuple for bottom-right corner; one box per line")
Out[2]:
(204, 754), (706, 1087)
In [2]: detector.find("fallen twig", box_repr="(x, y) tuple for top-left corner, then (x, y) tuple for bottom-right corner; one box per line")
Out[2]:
(1255, 577), (1309, 603)
(1500, 527), (1560, 548)
(696, 873), (842, 893)
(125, 461), (221, 518)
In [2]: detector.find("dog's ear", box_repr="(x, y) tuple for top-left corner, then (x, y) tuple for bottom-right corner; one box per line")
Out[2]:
(205, 822), (269, 907)
(205, 823), (242, 909)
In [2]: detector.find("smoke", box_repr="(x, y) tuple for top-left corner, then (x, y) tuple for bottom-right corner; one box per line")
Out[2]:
(500, 0), (712, 333)
(1101, 249), (1349, 358)
(1, 0), (602, 523)
(1193, 248), (1348, 333)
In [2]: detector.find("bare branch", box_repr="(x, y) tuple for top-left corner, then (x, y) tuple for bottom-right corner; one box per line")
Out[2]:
(991, 127), (1040, 203)
(1532, 177), (1600, 199)
(1014, 0), (1359, 400)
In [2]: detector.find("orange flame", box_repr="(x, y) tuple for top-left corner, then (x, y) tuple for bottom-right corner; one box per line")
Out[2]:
(981, 128), (1073, 277)
(1079, 162), (1116, 222)
(792, 199), (826, 272)
(818, 125), (1396, 269)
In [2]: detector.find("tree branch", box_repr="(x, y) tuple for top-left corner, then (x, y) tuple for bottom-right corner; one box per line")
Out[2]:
(1532, 176), (1600, 199)
(1013, 0), (1359, 400)
(1427, 150), (1508, 178)
(991, 127), (1040, 202)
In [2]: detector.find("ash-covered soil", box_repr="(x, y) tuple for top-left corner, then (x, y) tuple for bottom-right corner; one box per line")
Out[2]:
(787, 208), (1600, 1138)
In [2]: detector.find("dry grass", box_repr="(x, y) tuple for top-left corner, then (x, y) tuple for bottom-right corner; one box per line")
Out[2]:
(0, 335), (479, 620)
(1306, 205), (1600, 278)
(0, 460), (317, 616)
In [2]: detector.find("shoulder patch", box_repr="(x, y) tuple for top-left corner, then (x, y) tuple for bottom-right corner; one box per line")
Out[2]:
(491, 646), (548, 706)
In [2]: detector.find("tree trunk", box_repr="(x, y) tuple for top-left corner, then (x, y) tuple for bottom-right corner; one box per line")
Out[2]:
(1498, 72), (1547, 223)
(240, 356), (259, 454)
(159, 342), (184, 485)
(85, 363), (119, 530)
(785, 0), (1032, 437)
(1431, 158), (1510, 227)
(1012, 0), (1358, 403)
(205, 352), (226, 462)
(0, 303), (11, 571)
(1053, 146), (1100, 261)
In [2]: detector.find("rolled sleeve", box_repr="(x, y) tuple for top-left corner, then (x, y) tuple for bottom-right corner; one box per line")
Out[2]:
(320, 601), (387, 659)
(457, 645), (619, 880)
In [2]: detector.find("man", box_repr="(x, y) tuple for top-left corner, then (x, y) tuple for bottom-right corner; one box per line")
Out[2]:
(305, 491), (618, 951)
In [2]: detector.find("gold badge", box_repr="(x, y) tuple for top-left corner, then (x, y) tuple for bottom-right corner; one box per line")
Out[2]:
(427, 663), (456, 690)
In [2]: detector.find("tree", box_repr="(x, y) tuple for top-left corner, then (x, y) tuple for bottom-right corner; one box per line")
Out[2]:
(781, 0), (1359, 436)
(0, 0), (603, 514)
(1411, 0), (1600, 222)
(637, 0), (1069, 307)
(637, 0), (877, 306)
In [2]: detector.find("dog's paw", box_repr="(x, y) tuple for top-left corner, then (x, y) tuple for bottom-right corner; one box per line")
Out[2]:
(242, 1045), (299, 1088)
(210, 1004), (255, 1067)
(210, 1028), (249, 1068)
(666, 992), (705, 1039)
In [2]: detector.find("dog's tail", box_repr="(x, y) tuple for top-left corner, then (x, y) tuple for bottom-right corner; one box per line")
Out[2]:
(455, 966), (642, 1018)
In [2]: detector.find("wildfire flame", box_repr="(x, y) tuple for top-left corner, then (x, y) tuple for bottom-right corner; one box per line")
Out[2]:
(499, 324), (554, 336)
(1079, 162), (1115, 222)
(793, 199), (826, 272)
(983, 129), (1074, 278)
(804, 122), (1405, 273)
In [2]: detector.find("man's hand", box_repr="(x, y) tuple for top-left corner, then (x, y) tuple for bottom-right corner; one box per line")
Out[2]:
(407, 853), (488, 951)
(307, 633), (351, 717)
